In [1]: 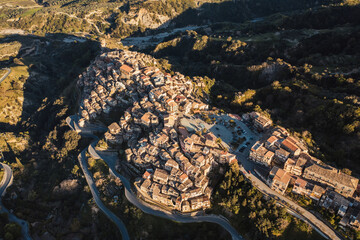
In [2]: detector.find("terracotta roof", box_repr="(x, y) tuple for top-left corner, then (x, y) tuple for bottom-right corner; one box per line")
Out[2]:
(180, 173), (188, 181)
(294, 177), (308, 188)
(281, 138), (299, 153)
(108, 122), (121, 132)
(143, 171), (151, 179)
(264, 151), (274, 159)
(120, 64), (134, 73)
(272, 167), (291, 185)
(267, 136), (278, 144)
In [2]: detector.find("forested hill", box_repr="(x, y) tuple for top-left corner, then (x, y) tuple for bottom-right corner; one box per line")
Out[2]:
(144, 1), (360, 174)
(0, 0), (341, 38)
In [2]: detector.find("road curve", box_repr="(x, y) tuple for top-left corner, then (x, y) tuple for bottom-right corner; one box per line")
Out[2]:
(246, 169), (341, 240)
(66, 116), (130, 240)
(0, 68), (11, 85)
(237, 155), (342, 239)
(229, 118), (342, 240)
(0, 68), (32, 240)
(77, 150), (130, 240)
(67, 115), (243, 240)
(0, 162), (32, 240)
(86, 127), (243, 240)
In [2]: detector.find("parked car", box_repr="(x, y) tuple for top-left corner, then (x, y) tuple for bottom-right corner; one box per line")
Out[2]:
(239, 147), (246, 152)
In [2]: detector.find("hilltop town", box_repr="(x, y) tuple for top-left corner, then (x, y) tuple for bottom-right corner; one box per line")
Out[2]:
(75, 48), (360, 234)
(77, 50), (237, 212)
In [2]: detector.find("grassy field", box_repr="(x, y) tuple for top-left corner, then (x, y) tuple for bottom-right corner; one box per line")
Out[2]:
(21, 7), (42, 17)
(0, 41), (21, 61)
(0, 0), (41, 8)
(0, 65), (29, 125)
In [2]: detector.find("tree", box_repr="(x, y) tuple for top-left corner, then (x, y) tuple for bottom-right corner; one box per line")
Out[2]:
(4, 232), (13, 240)
(343, 124), (355, 134)
(249, 211), (256, 219)
(72, 165), (80, 176)
(342, 168), (352, 176)
(64, 130), (81, 152)
(4, 223), (21, 239)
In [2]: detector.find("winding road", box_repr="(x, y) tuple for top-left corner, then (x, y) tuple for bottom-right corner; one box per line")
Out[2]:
(0, 68), (11, 85)
(67, 115), (244, 240)
(231, 119), (342, 240)
(0, 162), (32, 240)
(0, 68), (32, 240)
(66, 116), (130, 240)
(78, 150), (130, 240)
(69, 110), (342, 240)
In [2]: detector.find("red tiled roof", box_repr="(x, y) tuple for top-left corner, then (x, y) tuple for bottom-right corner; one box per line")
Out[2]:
(143, 171), (151, 178)
(282, 139), (299, 153)
(267, 136), (278, 144)
(120, 64), (134, 73)
(180, 173), (188, 181)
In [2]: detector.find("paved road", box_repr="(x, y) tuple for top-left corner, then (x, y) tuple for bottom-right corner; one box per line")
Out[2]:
(67, 115), (243, 240)
(0, 162), (32, 240)
(66, 116), (130, 240)
(0, 68), (32, 240)
(88, 141), (244, 240)
(232, 121), (342, 240)
(77, 150), (130, 240)
(0, 68), (11, 85)
(0, 163), (12, 197)
(66, 115), (107, 133)
(67, 116), (130, 240)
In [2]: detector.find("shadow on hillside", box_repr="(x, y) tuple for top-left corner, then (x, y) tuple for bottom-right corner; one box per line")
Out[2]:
(120, 0), (337, 105)
(0, 33), (101, 140)
(124, 0), (336, 41)
(0, 33), (103, 239)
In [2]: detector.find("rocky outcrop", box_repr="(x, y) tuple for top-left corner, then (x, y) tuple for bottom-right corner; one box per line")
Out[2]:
(123, 8), (171, 29)
(52, 179), (80, 198)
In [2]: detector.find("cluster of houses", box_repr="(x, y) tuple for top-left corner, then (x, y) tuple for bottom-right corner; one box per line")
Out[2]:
(132, 126), (237, 212)
(245, 112), (360, 231)
(76, 50), (238, 212)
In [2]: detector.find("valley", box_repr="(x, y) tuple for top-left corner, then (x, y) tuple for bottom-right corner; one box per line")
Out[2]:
(0, 0), (360, 240)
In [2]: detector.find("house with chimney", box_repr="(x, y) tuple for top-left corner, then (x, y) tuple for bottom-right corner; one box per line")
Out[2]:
(292, 177), (325, 201)
(265, 136), (280, 151)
